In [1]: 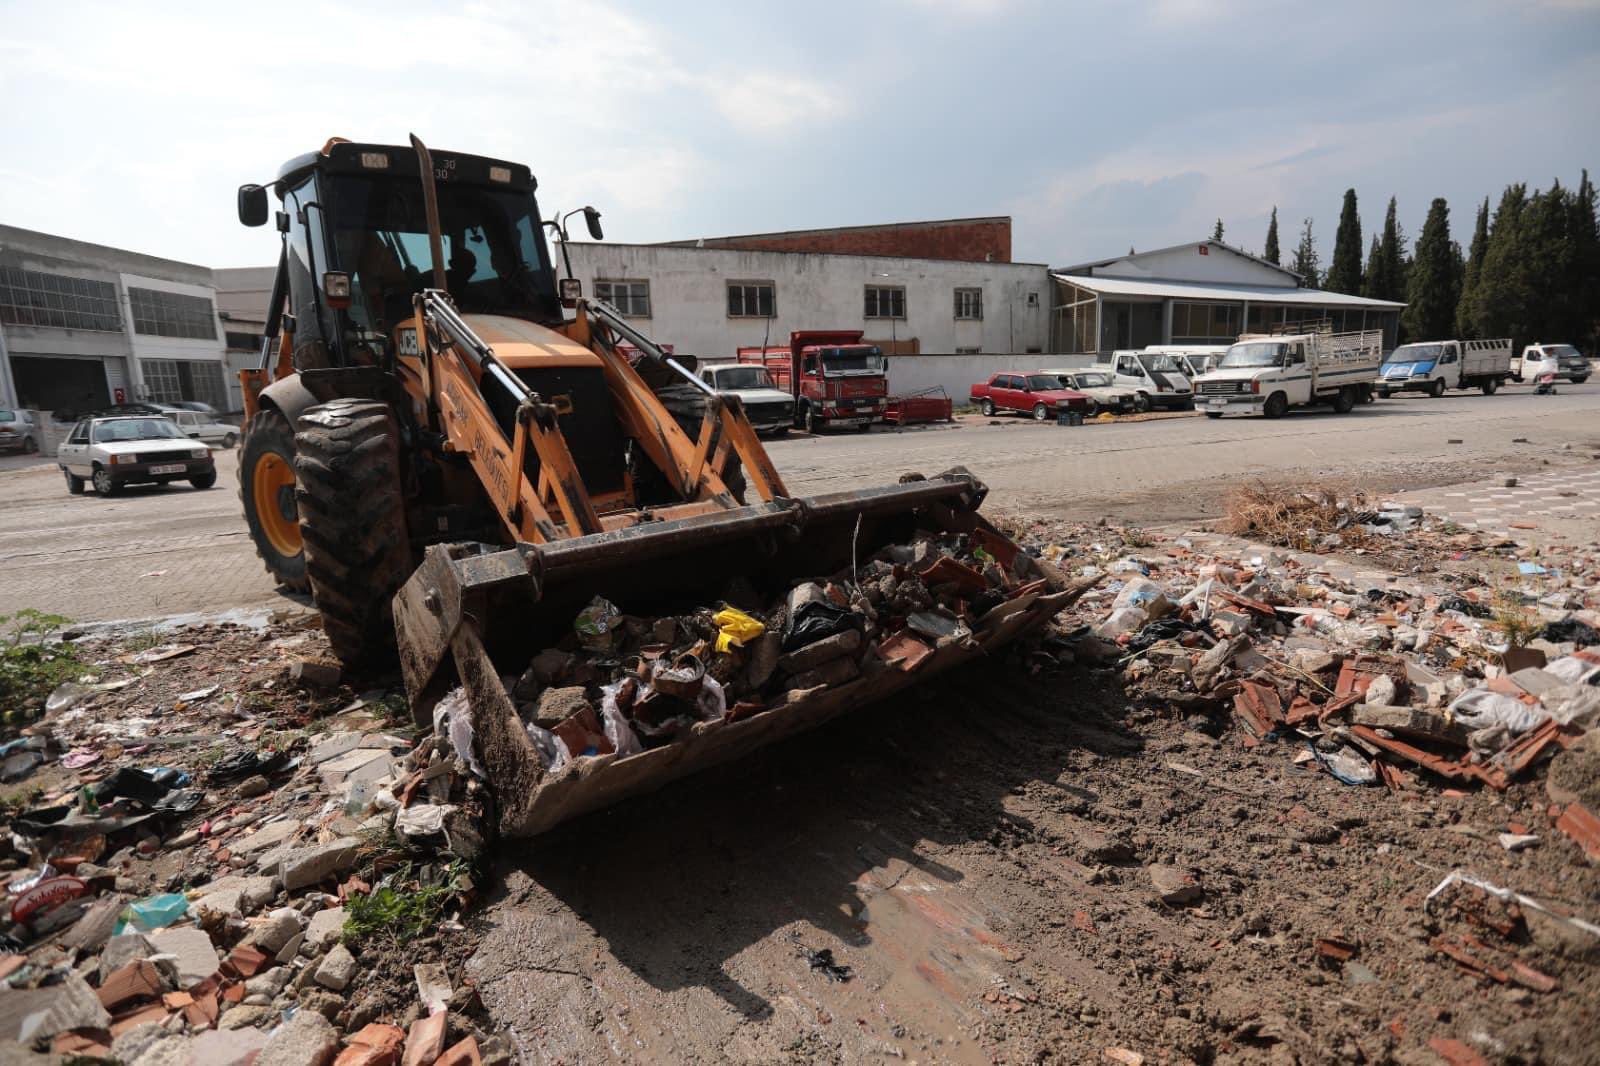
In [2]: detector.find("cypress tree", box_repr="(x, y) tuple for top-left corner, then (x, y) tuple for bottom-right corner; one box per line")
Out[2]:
(1573, 171), (1600, 351)
(1364, 198), (1407, 304)
(1456, 198), (1490, 337)
(1324, 189), (1364, 294)
(1212, 218), (1225, 242)
(1264, 208), (1280, 265)
(1291, 217), (1319, 288)
(1402, 198), (1459, 341)
(1472, 184), (1530, 346)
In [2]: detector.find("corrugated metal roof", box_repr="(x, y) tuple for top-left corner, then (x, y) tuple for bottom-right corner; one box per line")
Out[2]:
(1049, 272), (1405, 309)
(1054, 239), (1302, 281)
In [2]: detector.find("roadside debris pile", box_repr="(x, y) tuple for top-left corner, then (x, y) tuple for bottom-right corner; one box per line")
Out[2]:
(0, 618), (506, 1066)
(1015, 510), (1600, 863)
(495, 524), (1068, 773)
(1220, 482), (1433, 554)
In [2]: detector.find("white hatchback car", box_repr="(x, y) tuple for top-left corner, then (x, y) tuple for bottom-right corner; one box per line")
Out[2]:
(56, 416), (217, 496)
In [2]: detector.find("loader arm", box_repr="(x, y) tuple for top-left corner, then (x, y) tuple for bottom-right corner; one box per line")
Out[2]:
(413, 290), (785, 546)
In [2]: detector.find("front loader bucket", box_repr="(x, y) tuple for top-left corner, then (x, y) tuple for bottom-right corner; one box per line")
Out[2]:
(394, 469), (1094, 839)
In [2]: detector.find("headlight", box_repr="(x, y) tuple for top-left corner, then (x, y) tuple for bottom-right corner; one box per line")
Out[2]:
(109, 453), (127, 465)
(193, 448), (210, 459)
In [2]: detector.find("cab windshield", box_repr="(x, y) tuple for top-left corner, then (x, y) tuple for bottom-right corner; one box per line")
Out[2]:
(821, 346), (885, 374)
(1140, 353), (1183, 373)
(1027, 375), (1062, 391)
(92, 418), (187, 443)
(1074, 372), (1113, 388)
(711, 366), (776, 390)
(1543, 345), (1582, 358)
(325, 174), (560, 338)
(1219, 342), (1287, 369)
(1388, 343), (1443, 363)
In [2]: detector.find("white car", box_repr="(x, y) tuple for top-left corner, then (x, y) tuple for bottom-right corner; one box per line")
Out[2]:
(162, 406), (239, 448)
(1516, 343), (1591, 384)
(1040, 368), (1146, 414)
(56, 416), (217, 497)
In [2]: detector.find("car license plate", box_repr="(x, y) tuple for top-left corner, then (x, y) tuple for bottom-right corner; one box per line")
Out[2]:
(149, 464), (185, 475)
(1208, 398), (1227, 409)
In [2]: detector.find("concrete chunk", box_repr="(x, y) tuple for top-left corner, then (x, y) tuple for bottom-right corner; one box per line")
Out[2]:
(257, 1010), (339, 1066)
(1349, 704), (1469, 746)
(314, 944), (357, 991)
(279, 837), (361, 891)
(778, 629), (862, 674)
(149, 927), (221, 989)
(303, 906), (345, 953)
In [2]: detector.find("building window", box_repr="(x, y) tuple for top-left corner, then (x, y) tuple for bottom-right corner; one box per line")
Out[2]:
(727, 281), (774, 318)
(1026, 292), (1039, 307)
(953, 288), (982, 321)
(955, 346), (981, 355)
(595, 279), (650, 318)
(128, 287), (218, 340)
(1171, 302), (1241, 344)
(142, 359), (228, 409)
(0, 268), (123, 332)
(224, 330), (262, 351)
(864, 285), (905, 319)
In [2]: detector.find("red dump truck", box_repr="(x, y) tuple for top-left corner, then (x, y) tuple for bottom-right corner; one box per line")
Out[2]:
(737, 330), (889, 433)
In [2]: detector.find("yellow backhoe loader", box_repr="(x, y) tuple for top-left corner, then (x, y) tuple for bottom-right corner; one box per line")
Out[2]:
(234, 137), (1087, 837)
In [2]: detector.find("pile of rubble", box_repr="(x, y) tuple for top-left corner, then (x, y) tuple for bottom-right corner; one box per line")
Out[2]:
(1017, 506), (1600, 863)
(495, 525), (1058, 772)
(0, 619), (498, 1066)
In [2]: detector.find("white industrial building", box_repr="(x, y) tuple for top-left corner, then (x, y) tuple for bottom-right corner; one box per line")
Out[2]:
(0, 225), (234, 415)
(1050, 240), (1406, 358)
(561, 241), (1052, 360)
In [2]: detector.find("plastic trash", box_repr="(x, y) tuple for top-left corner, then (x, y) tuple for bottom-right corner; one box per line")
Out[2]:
(1113, 577), (1172, 621)
(1096, 606), (1147, 639)
(432, 688), (485, 778)
(782, 600), (859, 651)
(1545, 655), (1600, 687)
(1541, 618), (1600, 646)
(1178, 578), (1216, 620)
(574, 596), (621, 651)
(45, 682), (95, 715)
(117, 893), (188, 933)
(396, 803), (452, 839)
(1311, 742), (1377, 786)
(598, 682), (643, 757)
(1448, 688), (1549, 735)
(697, 676), (727, 721)
(712, 606), (766, 653)
(525, 722), (567, 772)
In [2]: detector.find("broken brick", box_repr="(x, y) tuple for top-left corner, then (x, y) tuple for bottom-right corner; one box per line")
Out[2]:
(1427, 1037), (1489, 1066)
(96, 960), (165, 1011)
(1555, 801), (1600, 862)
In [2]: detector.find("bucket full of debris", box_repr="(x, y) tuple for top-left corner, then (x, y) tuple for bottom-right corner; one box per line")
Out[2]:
(393, 468), (1094, 838)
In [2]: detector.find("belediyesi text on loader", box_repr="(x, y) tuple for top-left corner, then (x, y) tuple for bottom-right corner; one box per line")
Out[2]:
(233, 136), (1084, 837)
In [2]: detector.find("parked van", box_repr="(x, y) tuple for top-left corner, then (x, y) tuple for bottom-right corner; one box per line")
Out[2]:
(1107, 349), (1195, 410)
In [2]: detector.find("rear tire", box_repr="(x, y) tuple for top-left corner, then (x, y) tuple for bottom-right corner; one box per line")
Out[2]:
(64, 469), (84, 495)
(239, 407), (308, 592)
(294, 400), (413, 670)
(1428, 378), (1446, 398)
(1480, 378), (1499, 395)
(1263, 392), (1288, 419)
(980, 399), (996, 417)
(22, 436), (37, 454)
(222, 432), (238, 448)
(1332, 386), (1356, 414)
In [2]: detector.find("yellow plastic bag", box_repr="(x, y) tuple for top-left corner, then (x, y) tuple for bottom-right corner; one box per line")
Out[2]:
(712, 606), (766, 653)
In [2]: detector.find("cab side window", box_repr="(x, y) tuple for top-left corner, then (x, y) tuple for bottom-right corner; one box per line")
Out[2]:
(68, 421), (89, 444)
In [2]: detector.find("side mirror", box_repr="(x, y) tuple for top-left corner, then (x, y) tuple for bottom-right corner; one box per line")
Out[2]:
(238, 184), (269, 227)
(583, 206), (604, 240)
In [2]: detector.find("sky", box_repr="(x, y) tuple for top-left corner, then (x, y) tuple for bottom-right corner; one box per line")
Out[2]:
(2, 0), (1597, 272)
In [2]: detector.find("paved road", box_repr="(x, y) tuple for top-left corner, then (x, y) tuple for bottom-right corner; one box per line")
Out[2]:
(1, 384), (1596, 623)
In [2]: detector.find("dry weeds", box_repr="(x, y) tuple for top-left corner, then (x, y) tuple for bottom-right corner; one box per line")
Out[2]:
(1219, 481), (1375, 551)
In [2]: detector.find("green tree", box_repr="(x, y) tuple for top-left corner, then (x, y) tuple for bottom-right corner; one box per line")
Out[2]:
(1291, 217), (1319, 288)
(1469, 184), (1531, 346)
(1363, 197), (1406, 303)
(1324, 189), (1364, 294)
(1212, 218), (1225, 242)
(1264, 207), (1280, 264)
(1403, 198), (1460, 341)
(1573, 171), (1600, 351)
(1455, 198), (1490, 337)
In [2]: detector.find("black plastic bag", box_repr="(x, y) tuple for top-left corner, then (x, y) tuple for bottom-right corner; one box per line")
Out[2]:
(1126, 617), (1214, 654)
(781, 601), (860, 651)
(1440, 595), (1491, 619)
(92, 767), (175, 806)
(1540, 618), (1599, 645)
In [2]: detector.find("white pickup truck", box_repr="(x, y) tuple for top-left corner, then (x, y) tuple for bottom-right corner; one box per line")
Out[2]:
(1196, 330), (1383, 419)
(1374, 339), (1513, 398)
(1515, 343), (1591, 385)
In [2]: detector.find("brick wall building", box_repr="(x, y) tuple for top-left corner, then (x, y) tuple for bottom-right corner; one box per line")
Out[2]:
(662, 217), (1011, 263)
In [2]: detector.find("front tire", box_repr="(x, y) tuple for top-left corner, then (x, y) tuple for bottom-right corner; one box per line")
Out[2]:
(1428, 378), (1446, 398)
(1263, 392), (1289, 419)
(222, 432), (238, 448)
(294, 400), (414, 670)
(22, 436), (37, 454)
(190, 470), (217, 490)
(1134, 393), (1151, 414)
(239, 407), (308, 592)
(1032, 403), (1049, 422)
(1205, 411), (1223, 420)
(91, 466), (117, 497)
(1573, 376), (1589, 385)
(1084, 400), (1100, 418)
(980, 399), (996, 417)
(804, 405), (819, 434)
(1375, 388), (1390, 400)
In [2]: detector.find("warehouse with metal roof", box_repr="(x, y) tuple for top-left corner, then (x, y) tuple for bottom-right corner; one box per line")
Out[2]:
(1049, 239), (1405, 359)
